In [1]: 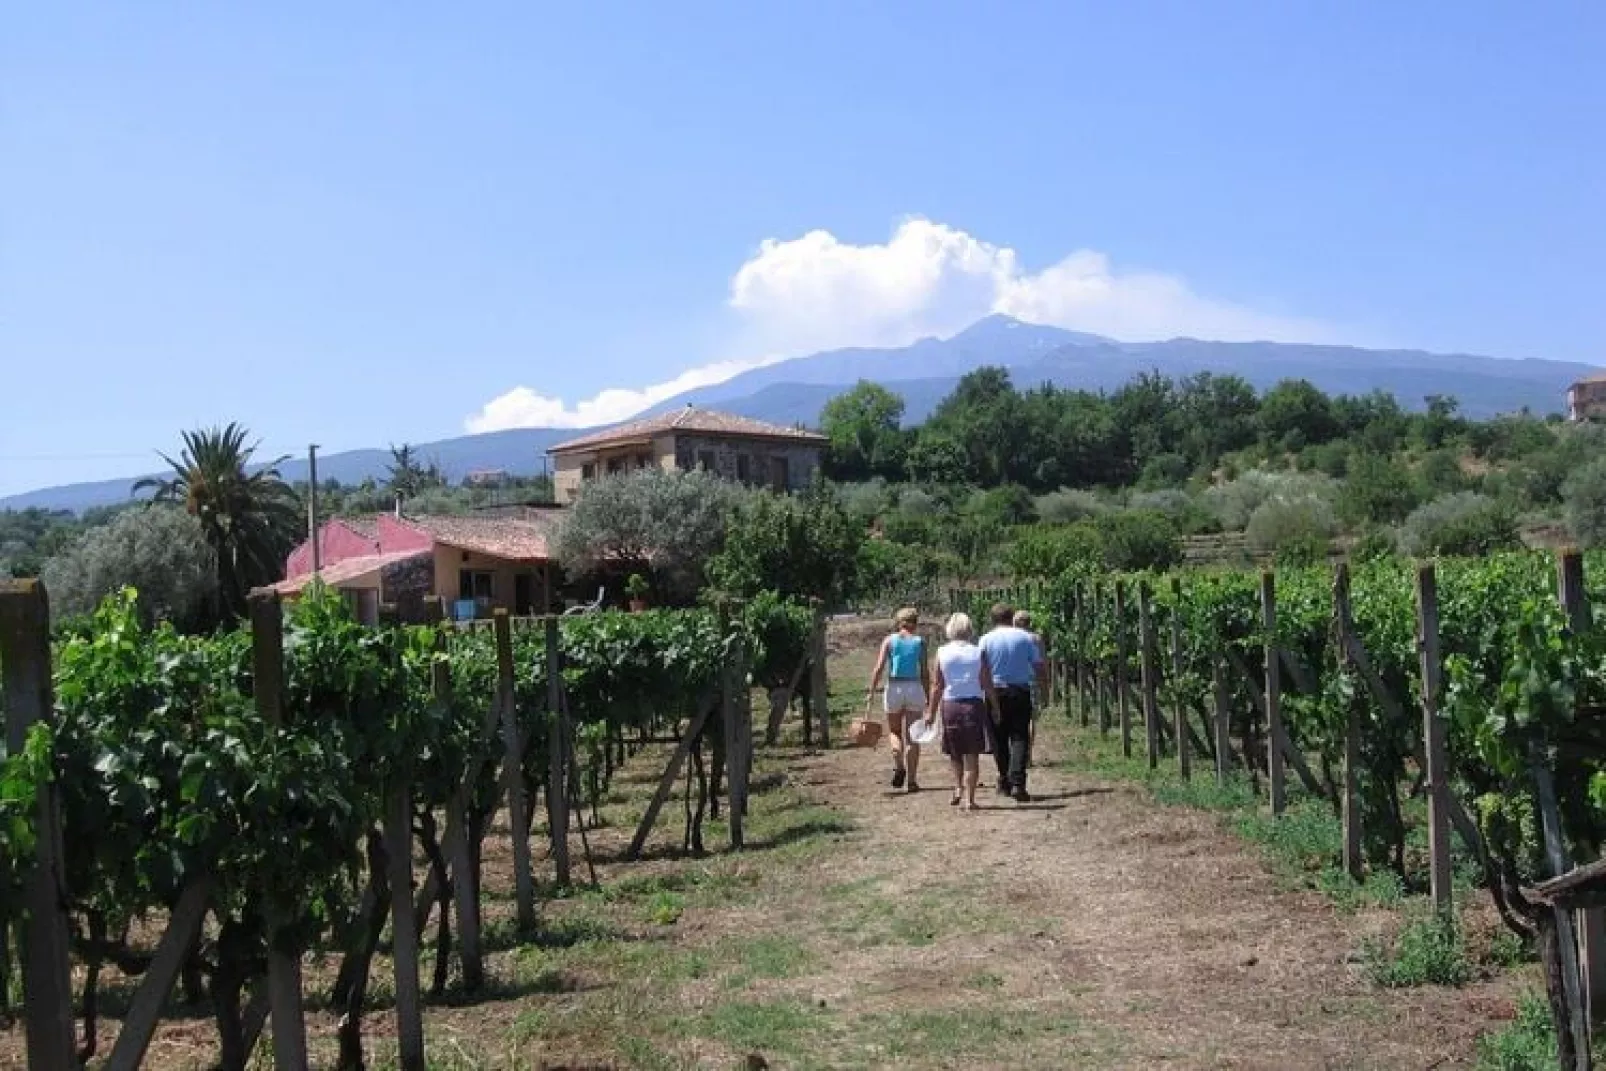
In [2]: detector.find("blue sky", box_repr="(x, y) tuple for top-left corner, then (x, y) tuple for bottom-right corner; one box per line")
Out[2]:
(4, 2), (1603, 496)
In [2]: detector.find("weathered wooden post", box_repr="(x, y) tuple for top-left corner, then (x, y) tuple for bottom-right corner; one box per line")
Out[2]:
(1413, 564), (1453, 917)
(1169, 576), (1190, 781)
(1334, 563), (1364, 882)
(1114, 581), (1132, 758)
(545, 616), (571, 887)
(1094, 583), (1110, 735)
(494, 610), (536, 931)
(248, 590), (310, 1071)
(384, 643), (425, 1071)
(1138, 582), (1161, 769)
(1558, 549), (1606, 1028)
(811, 605), (830, 747)
(1211, 656), (1231, 786)
(723, 606), (750, 849)
(438, 630), (484, 993)
(1260, 571), (1286, 815)
(0, 580), (76, 1071)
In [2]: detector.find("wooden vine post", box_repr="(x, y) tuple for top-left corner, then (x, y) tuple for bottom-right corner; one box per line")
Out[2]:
(384, 680), (425, 1071)
(1412, 564), (1453, 917)
(437, 629), (484, 994)
(248, 591), (310, 1071)
(1114, 581), (1132, 758)
(722, 605), (751, 850)
(1062, 587), (1076, 720)
(1333, 563), (1364, 882)
(0, 580), (75, 1071)
(1137, 582), (1161, 769)
(494, 611), (537, 932)
(1558, 549), (1606, 1027)
(1169, 576), (1190, 781)
(811, 604), (830, 748)
(1094, 583), (1110, 734)
(1260, 571), (1286, 816)
(545, 616), (571, 888)
(1211, 656), (1230, 786)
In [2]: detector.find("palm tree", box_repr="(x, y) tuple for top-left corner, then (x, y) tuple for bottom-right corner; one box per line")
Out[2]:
(135, 424), (302, 620)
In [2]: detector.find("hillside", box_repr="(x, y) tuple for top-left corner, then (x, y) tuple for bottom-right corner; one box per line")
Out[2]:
(4, 316), (1598, 512)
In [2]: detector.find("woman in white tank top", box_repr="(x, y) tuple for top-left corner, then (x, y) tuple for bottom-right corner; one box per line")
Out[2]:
(927, 612), (997, 810)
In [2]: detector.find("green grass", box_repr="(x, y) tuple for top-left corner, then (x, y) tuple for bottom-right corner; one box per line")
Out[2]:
(1363, 912), (1473, 988)
(1475, 992), (1557, 1070)
(644, 889), (686, 925)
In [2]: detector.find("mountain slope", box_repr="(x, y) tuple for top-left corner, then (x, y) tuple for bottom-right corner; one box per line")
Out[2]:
(5, 317), (1598, 512)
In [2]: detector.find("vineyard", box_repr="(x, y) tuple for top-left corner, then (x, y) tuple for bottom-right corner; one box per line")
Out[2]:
(956, 548), (1606, 1069)
(0, 580), (823, 1071)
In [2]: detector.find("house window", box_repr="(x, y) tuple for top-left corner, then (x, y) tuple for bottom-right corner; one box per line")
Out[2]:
(697, 450), (715, 472)
(736, 454), (751, 483)
(771, 456), (790, 491)
(459, 570), (493, 601)
(607, 456), (625, 475)
(581, 462), (596, 480)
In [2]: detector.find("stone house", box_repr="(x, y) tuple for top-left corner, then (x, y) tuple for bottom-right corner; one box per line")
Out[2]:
(1568, 373), (1606, 422)
(547, 406), (828, 503)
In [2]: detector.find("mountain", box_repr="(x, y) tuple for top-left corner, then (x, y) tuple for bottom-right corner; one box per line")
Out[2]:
(5, 316), (1599, 513)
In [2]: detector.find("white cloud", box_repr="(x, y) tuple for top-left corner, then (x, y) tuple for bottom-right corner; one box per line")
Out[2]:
(730, 217), (1337, 350)
(466, 216), (1338, 432)
(463, 355), (781, 433)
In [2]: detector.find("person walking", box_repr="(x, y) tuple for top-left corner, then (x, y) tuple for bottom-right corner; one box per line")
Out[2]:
(866, 608), (930, 792)
(928, 612), (997, 811)
(980, 604), (1047, 802)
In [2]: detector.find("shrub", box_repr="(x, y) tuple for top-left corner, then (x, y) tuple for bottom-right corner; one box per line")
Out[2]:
(1340, 452), (1419, 527)
(1363, 914), (1472, 988)
(707, 481), (864, 606)
(1350, 528), (1398, 563)
(1033, 488), (1108, 525)
(1398, 492), (1520, 558)
(1093, 510), (1183, 572)
(1137, 452), (1190, 489)
(1204, 470), (1335, 531)
(1128, 489), (1219, 535)
(895, 486), (939, 517)
(556, 469), (739, 603)
(836, 479), (892, 521)
(1563, 457), (1606, 548)
(1006, 524), (1105, 579)
(41, 506), (218, 630)
(1244, 495), (1337, 559)
(1474, 991), (1556, 1069)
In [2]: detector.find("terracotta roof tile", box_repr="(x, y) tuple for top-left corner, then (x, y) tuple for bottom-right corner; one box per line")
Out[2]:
(269, 549), (429, 595)
(402, 513), (557, 560)
(548, 406), (827, 454)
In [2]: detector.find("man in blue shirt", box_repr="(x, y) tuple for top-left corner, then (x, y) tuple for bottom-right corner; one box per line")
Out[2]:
(979, 603), (1047, 802)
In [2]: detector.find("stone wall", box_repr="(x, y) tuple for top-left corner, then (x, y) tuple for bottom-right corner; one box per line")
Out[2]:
(670, 434), (821, 491)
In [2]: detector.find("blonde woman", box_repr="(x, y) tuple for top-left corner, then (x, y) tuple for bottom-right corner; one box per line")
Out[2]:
(928, 612), (997, 810)
(867, 607), (930, 792)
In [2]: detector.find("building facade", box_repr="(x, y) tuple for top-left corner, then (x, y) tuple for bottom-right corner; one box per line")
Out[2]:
(548, 406), (827, 502)
(1569, 374), (1606, 422)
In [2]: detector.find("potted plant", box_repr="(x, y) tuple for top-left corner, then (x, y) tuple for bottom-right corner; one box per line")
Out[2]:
(625, 573), (650, 612)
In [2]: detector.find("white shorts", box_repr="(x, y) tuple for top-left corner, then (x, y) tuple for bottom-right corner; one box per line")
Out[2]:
(884, 680), (926, 714)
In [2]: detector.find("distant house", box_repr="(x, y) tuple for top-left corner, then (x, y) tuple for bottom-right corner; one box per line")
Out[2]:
(546, 406), (828, 503)
(276, 507), (564, 621)
(1568, 373), (1606, 422)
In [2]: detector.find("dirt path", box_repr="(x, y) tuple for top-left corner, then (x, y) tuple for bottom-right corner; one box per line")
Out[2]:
(749, 628), (1522, 1069)
(776, 713), (1515, 1069)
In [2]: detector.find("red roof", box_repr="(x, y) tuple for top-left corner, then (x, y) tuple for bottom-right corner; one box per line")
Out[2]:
(547, 406), (827, 454)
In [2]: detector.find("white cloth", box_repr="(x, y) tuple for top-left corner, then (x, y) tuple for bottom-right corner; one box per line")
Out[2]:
(883, 680), (927, 714)
(937, 641), (985, 701)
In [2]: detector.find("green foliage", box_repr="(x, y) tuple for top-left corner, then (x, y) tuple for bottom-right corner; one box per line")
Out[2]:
(1339, 452), (1419, 526)
(0, 505), (133, 579)
(1006, 525), (1104, 579)
(707, 481), (864, 606)
(1244, 494), (1337, 559)
(1398, 492), (1519, 558)
(1258, 378), (1340, 450)
(556, 468), (739, 603)
(1033, 488), (1108, 525)
(1563, 457), (1606, 548)
(133, 423), (301, 621)
(41, 505), (219, 631)
(820, 381), (909, 481)
(1475, 992), (1558, 1070)
(1092, 510), (1183, 572)
(1363, 914), (1472, 988)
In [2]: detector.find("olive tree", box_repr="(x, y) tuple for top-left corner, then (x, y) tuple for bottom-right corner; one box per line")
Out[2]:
(555, 468), (741, 603)
(41, 505), (219, 629)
